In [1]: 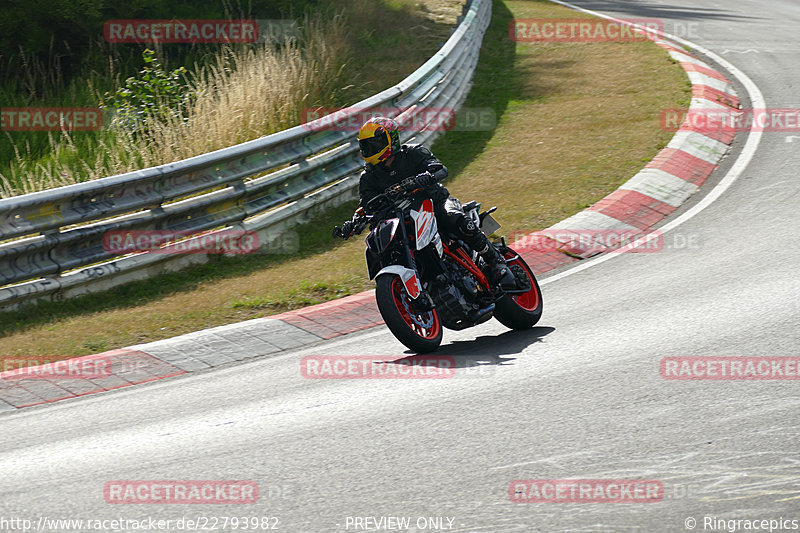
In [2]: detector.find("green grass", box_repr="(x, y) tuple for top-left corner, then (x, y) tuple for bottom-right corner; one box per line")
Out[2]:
(231, 280), (356, 310)
(429, 0), (519, 177)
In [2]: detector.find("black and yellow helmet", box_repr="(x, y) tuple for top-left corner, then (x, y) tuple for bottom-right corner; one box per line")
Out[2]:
(357, 117), (401, 166)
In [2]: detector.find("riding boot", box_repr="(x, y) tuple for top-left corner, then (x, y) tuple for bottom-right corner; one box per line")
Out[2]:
(472, 234), (517, 289)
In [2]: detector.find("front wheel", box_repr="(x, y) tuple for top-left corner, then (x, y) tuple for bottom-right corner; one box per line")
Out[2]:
(493, 250), (543, 329)
(375, 275), (443, 353)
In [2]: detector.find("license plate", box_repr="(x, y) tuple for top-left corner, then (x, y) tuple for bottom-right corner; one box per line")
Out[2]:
(480, 213), (501, 235)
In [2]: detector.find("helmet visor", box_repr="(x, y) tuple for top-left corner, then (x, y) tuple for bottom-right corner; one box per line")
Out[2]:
(359, 132), (389, 158)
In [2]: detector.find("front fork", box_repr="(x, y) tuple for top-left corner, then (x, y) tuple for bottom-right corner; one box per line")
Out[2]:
(395, 209), (418, 274)
(395, 210), (439, 310)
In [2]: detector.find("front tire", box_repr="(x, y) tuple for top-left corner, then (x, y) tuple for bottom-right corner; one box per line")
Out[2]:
(375, 275), (443, 353)
(493, 250), (543, 329)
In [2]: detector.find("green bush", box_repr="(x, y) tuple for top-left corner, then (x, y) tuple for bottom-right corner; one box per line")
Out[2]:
(101, 49), (192, 132)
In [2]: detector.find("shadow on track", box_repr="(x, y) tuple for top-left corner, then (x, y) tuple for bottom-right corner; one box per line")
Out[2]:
(389, 326), (555, 370)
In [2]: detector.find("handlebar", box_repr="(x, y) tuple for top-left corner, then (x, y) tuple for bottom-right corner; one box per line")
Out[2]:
(365, 188), (402, 213)
(367, 180), (421, 209)
(360, 178), (431, 229)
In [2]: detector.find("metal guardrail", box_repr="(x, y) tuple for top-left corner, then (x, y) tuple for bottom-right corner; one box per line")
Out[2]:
(0, 0), (491, 311)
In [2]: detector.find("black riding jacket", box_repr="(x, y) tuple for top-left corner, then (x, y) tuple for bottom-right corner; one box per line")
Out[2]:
(358, 144), (449, 213)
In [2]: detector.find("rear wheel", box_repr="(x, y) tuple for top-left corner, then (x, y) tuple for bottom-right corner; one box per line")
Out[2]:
(375, 275), (442, 353)
(493, 250), (543, 329)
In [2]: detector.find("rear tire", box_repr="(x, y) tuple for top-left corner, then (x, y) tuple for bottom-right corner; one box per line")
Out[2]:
(493, 250), (543, 329)
(375, 275), (443, 353)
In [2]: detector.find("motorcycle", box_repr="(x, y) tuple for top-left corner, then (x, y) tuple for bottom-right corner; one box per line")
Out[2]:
(334, 177), (543, 353)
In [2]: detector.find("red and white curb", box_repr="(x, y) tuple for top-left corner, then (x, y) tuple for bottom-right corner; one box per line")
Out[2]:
(516, 39), (739, 260)
(0, 38), (739, 411)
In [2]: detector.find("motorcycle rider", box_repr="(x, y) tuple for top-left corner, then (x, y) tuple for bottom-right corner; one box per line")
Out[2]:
(334, 116), (516, 290)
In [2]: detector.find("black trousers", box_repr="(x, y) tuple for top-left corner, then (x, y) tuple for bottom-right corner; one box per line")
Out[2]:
(434, 197), (490, 253)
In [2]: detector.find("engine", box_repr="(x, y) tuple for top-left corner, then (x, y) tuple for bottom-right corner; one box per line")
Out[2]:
(427, 260), (486, 329)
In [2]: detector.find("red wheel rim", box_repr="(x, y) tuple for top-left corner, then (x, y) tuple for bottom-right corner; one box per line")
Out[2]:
(390, 277), (440, 340)
(505, 253), (540, 311)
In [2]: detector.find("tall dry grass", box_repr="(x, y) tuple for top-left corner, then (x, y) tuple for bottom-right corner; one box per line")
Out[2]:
(0, 13), (349, 198)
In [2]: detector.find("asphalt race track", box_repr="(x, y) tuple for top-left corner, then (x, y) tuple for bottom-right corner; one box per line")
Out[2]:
(1, 0), (799, 531)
